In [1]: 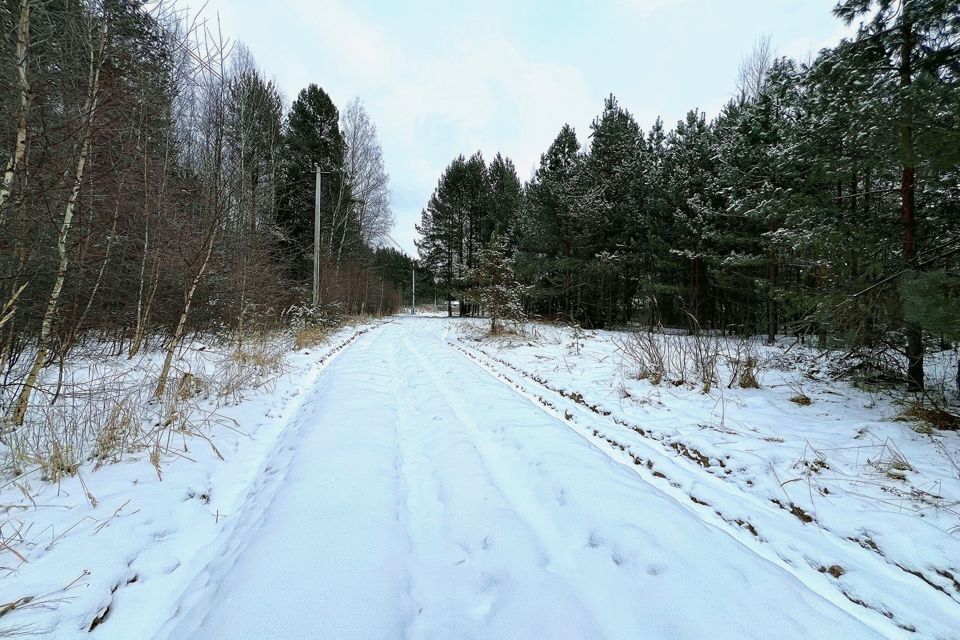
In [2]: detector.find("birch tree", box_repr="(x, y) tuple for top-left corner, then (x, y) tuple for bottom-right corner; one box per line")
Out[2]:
(9, 17), (108, 427)
(0, 0), (32, 224)
(341, 97), (393, 248)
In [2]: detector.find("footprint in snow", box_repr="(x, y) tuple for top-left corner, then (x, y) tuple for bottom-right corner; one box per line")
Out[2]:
(611, 548), (628, 566)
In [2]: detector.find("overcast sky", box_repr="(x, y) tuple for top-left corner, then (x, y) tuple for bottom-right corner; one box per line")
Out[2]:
(204, 0), (849, 256)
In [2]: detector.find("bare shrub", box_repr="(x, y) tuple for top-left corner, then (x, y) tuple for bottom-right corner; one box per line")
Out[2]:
(617, 329), (766, 393)
(615, 330), (667, 384)
(688, 330), (722, 393)
(724, 336), (762, 389)
(1, 327), (290, 480)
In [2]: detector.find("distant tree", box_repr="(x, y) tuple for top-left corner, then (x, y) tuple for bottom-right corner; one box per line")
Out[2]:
(581, 94), (646, 326)
(416, 153), (493, 316)
(736, 34), (774, 104)
(415, 0), (959, 395)
(486, 153), (522, 245)
(226, 45), (283, 235)
(341, 97), (393, 249)
(276, 84), (351, 282)
(515, 124), (584, 319)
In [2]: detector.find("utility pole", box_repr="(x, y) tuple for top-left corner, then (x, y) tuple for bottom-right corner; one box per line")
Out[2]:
(313, 165), (322, 308)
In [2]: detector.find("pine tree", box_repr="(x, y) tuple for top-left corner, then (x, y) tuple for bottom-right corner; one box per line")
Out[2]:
(467, 232), (526, 334)
(276, 84), (351, 282)
(486, 153), (522, 247)
(833, 0), (960, 389)
(581, 95), (647, 327)
(716, 59), (803, 341)
(415, 0), (958, 396)
(417, 156), (470, 315)
(658, 109), (723, 327)
(515, 124), (584, 319)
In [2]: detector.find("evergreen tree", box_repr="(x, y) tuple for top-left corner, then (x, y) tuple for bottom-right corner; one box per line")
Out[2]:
(486, 153), (522, 247)
(832, 0), (960, 389)
(515, 124), (584, 319)
(659, 109), (723, 327)
(580, 95), (647, 327)
(276, 84), (351, 282)
(467, 232), (526, 334)
(416, 0), (958, 393)
(416, 156), (469, 315)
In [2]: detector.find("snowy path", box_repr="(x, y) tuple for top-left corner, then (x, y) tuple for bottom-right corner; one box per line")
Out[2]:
(155, 318), (883, 640)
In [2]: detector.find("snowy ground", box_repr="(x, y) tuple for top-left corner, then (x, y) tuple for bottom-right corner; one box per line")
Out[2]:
(1, 317), (958, 638)
(0, 322), (375, 637)
(450, 318), (960, 639)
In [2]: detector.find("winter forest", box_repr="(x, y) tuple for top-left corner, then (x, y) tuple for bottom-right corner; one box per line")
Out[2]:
(1, 0), (960, 638)
(0, 0), (416, 429)
(417, 2), (959, 393)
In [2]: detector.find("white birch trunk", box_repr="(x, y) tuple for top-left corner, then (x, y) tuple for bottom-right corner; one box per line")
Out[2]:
(0, 0), (33, 224)
(8, 23), (107, 427)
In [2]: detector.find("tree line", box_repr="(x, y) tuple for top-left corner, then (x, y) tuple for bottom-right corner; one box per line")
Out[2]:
(417, 0), (959, 391)
(0, 0), (399, 428)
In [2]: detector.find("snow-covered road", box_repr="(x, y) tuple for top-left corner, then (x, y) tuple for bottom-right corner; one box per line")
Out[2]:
(156, 318), (882, 639)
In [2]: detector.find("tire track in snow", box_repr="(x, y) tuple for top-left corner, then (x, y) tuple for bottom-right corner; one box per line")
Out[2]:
(446, 327), (947, 637)
(392, 323), (607, 639)
(150, 323), (395, 640)
(396, 322), (876, 640)
(154, 319), (884, 640)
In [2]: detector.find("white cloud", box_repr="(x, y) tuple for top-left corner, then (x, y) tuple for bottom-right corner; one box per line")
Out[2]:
(205, 0), (848, 255)
(281, 0), (596, 254)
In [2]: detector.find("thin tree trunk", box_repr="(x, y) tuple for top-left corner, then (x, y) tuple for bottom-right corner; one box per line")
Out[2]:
(130, 110), (171, 358)
(0, 283), (27, 334)
(0, 0), (32, 224)
(9, 23), (107, 427)
(154, 222), (219, 399)
(766, 238), (778, 344)
(900, 10), (923, 391)
(129, 224), (150, 358)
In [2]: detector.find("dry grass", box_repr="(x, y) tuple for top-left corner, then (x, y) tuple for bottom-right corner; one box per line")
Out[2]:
(615, 328), (765, 393)
(217, 340), (286, 404)
(293, 325), (331, 351)
(903, 404), (960, 431)
(1, 330), (290, 481)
